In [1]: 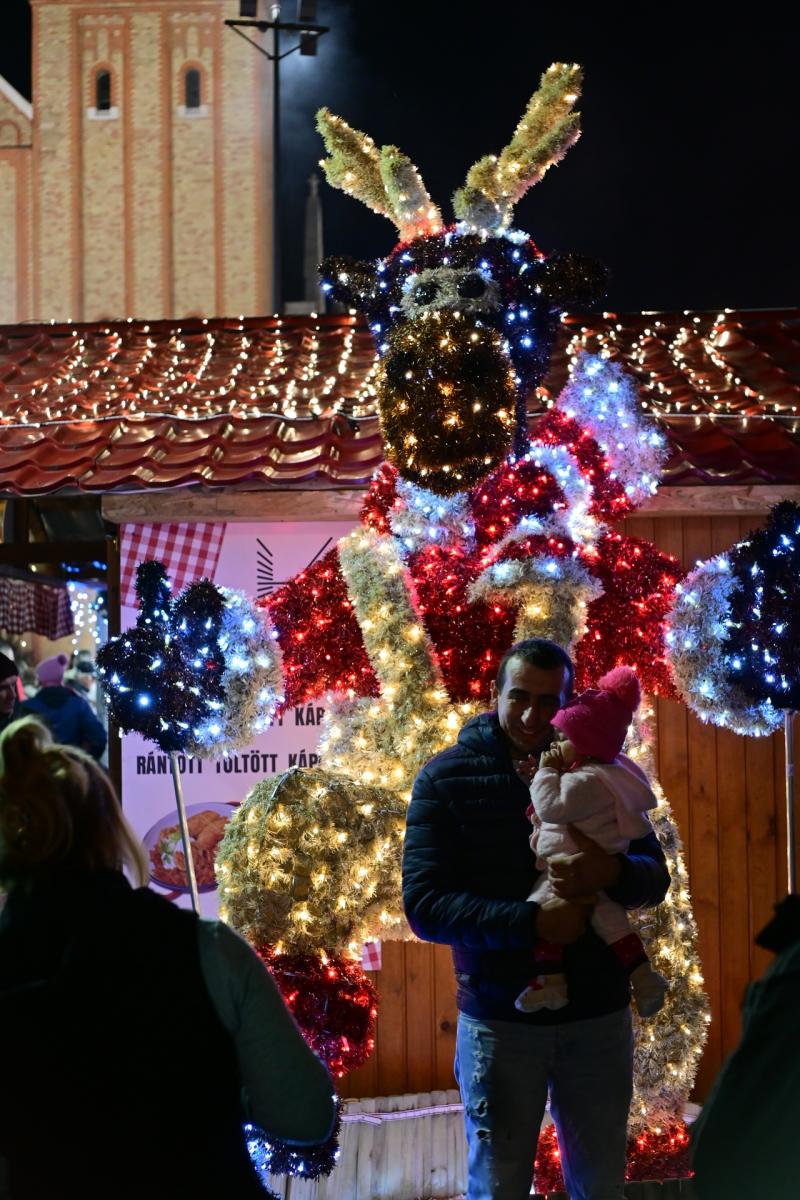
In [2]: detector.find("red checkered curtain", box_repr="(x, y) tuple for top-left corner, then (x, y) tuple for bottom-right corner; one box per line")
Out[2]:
(120, 523), (226, 608)
(361, 941), (382, 971)
(0, 576), (74, 639)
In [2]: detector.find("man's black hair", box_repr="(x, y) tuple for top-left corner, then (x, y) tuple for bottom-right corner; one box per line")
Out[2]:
(495, 638), (574, 695)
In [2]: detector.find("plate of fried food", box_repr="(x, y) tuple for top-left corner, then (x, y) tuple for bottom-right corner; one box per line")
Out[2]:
(144, 803), (235, 893)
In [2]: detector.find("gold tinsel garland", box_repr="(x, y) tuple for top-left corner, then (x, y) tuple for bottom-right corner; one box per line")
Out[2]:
(315, 107), (394, 225)
(468, 554), (603, 654)
(327, 525), (481, 796)
(318, 64), (583, 240)
(216, 767), (408, 957)
(379, 144), (443, 241)
(625, 703), (711, 1133)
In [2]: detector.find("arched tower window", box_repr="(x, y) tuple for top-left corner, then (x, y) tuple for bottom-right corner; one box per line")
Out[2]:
(95, 69), (112, 112)
(184, 68), (202, 110)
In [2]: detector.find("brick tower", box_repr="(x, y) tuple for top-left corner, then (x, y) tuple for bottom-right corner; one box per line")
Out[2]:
(0, 0), (273, 323)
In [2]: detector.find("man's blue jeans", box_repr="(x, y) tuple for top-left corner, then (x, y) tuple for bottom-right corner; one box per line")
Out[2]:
(455, 1008), (633, 1200)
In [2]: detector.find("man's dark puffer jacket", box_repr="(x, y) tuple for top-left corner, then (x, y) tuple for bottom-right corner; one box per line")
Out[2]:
(402, 711), (670, 1023)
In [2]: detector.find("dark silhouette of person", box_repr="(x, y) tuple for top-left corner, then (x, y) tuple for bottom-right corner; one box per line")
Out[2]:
(691, 893), (800, 1197)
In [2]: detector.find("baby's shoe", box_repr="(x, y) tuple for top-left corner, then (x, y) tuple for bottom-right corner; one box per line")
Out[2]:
(630, 962), (669, 1017)
(515, 973), (569, 1013)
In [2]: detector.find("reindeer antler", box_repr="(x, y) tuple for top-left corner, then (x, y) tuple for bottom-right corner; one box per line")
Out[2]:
(453, 63), (583, 234)
(379, 145), (443, 241)
(316, 108), (442, 242)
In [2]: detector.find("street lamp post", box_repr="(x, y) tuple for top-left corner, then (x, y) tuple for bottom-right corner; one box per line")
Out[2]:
(226, 2), (330, 314)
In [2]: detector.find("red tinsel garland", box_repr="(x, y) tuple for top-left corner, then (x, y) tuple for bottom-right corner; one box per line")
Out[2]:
(264, 548), (379, 709)
(534, 409), (633, 523)
(407, 540), (516, 699)
(360, 462), (399, 534)
(470, 457), (564, 548)
(255, 947), (379, 1078)
(575, 532), (683, 698)
(534, 1120), (693, 1194)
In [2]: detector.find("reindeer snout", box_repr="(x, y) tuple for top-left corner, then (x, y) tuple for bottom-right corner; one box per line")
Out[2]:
(378, 312), (517, 494)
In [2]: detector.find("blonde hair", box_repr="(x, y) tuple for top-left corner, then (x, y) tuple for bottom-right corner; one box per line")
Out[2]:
(0, 717), (148, 887)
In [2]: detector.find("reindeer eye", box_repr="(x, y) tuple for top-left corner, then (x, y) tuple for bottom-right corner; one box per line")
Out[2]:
(457, 272), (487, 299)
(414, 280), (440, 305)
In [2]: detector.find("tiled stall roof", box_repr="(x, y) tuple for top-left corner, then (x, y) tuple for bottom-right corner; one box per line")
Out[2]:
(1, 309), (798, 496)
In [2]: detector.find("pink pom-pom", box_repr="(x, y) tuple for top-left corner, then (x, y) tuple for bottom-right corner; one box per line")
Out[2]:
(597, 665), (641, 712)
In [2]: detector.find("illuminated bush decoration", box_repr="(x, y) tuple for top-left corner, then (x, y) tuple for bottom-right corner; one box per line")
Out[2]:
(255, 946), (379, 1078)
(721, 501), (800, 711)
(98, 561), (226, 754)
(379, 312), (516, 494)
(99, 563), (284, 756)
(666, 554), (782, 737)
(186, 588), (283, 756)
(217, 768), (408, 957)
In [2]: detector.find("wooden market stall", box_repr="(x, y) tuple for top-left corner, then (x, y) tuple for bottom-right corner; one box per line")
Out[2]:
(2, 306), (799, 1125)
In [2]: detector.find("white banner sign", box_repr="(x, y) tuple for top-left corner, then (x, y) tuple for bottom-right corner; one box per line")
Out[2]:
(120, 519), (356, 915)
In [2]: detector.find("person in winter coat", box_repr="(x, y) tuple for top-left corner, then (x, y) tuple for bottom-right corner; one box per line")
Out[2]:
(22, 652), (107, 759)
(0, 654), (22, 735)
(515, 665), (668, 1018)
(0, 717), (335, 1200)
(402, 637), (670, 1200)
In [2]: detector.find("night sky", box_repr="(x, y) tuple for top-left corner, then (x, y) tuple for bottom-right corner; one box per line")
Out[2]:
(2, 1), (797, 313)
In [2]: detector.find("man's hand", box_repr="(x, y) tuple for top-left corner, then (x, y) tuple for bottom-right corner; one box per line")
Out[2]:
(548, 825), (623, 899)
(514, 753), (538, 783)
(535, 895), (592, 944)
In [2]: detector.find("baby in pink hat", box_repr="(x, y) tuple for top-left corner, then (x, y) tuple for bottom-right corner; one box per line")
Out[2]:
(516, 665), (669, 1018)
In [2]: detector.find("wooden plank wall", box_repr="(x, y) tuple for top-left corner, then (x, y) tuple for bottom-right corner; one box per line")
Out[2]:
(339, 514), (795, 1105)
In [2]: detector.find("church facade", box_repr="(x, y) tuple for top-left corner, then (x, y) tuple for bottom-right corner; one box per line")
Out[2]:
(0, 0), (273, 324)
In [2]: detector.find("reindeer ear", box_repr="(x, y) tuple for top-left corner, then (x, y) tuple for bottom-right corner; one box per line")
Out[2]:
(537, 253), (608, 313)
(320, 255), (377, 311)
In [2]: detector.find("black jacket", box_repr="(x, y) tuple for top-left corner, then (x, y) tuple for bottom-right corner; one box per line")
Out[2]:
(22, 686), (106, 759)
(402, 711), (670, 1023)
(0, 870), (265, 1200)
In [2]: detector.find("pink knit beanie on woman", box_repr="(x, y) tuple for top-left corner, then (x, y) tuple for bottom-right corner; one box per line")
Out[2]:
(36, 653), (69, 687)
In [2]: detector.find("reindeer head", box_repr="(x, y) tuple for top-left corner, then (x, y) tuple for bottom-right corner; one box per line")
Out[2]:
(318, 64), (606, 496)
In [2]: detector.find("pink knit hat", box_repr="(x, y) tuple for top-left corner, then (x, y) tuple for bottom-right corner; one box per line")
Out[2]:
(36, 653), (69, 687)
(550, 666), (641, 763)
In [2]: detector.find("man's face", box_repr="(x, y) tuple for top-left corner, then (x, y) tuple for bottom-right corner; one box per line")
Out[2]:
(490, 656), (571, 757)
(0, 678), (17, 716)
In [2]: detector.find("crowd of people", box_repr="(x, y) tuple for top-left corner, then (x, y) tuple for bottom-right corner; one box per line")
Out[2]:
(0, 644), (105, 758)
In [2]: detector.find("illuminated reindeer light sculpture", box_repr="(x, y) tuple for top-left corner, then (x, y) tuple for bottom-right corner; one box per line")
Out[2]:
(218, 67), (707, 1143)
